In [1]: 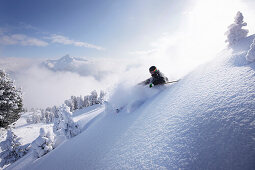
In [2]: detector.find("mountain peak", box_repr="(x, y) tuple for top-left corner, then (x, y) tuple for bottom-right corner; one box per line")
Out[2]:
(42, 55), (89, 71)
(59, 55), (73, 62)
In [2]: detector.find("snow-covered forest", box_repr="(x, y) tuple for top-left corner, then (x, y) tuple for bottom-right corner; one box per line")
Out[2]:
(26, 90), (105, 124)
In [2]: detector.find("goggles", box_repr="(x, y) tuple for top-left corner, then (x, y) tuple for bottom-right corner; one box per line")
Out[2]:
(150, 68), (157, 74)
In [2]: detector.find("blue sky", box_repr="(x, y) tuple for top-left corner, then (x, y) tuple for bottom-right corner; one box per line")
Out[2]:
(0, 0), (189, 59)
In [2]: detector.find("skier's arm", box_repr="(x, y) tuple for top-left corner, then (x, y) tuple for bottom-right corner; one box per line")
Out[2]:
(139, 78), (151, 85)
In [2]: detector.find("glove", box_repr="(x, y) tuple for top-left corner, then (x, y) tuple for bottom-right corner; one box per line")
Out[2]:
(149, 83), (154, 88)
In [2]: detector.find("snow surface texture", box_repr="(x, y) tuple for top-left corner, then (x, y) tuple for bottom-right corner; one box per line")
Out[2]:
(8, 36), (255, 169)
(246, 38), (255, 62)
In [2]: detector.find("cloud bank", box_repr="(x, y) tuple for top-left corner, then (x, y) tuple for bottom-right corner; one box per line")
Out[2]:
(5, 56), (152, 109)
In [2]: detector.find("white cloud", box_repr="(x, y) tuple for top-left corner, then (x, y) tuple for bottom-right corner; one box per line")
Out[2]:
(45, 34), (104, 50)
(0, 34), (48, 47)
(0, 57), (41, 73)
(1, 56), (146, 109)
(16, 66), (104, 109)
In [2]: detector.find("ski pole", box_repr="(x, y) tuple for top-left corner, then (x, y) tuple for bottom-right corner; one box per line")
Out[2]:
(165, 80), (180, 84)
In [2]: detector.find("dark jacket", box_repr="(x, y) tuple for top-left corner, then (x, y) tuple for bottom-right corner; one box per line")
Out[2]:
(143, 70), (168, 86)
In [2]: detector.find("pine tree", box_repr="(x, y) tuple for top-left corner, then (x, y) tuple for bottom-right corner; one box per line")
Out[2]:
(44, 110), (53, 124)
(0, 129), (29, 167)
(64, 99), (74, 112)
(45, 107), (54, 123)
(99, 90), (106, 104)
(31, 110), (41, 124)
(39, 109), (46, 123)
(53, 104), (80, 139)
(77, 96), (84, 109)
(51, 105), (59, 118)
(225, 11), (249, 46)
(0, 70), (23, 128)
(90, 90), (98, 105)
(71, 96), (78, 110)
(31, 128), (54, 158)
(84, 95), (90, 107)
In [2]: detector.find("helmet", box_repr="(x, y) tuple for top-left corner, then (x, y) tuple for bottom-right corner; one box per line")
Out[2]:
(149, 66), (157, 73)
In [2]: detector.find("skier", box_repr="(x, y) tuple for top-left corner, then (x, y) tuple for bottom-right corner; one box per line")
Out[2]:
(115, 66), (169, 113)
(141, 66), (169, 88)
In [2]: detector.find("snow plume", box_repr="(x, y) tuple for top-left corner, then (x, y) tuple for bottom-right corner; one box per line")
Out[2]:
(108, 82), (163, 113)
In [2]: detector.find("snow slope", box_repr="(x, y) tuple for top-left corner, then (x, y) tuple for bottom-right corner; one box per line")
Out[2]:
(2, 105), (104, 169)
(8, 35), (255, 169)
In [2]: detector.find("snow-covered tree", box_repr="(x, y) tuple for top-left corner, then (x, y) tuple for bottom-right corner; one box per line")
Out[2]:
(84, 95), (90, 107)
(0, 129), (29, 167)
(44, 110), (53, 124)
(26, 108), (55, 124)
(39, 109), (46, 123)
(77, 96), (84, 109)
(64, 99), (74, 112)
(0, 70), (23, 128)
(45, 107), (54, 123)
(98, 90), (106, 104)
(31, 128), (54, 158)
(225, 11), (249, 46)
(26, 110), (40, 124)
(246, 38), (255, 62)
(71, 96), (78, 110)
(53, 104), (80, 139)
(89, 90), (98, 106)
(51, 105), (58, 118)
